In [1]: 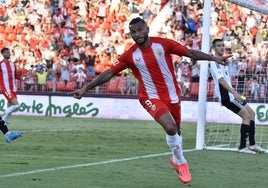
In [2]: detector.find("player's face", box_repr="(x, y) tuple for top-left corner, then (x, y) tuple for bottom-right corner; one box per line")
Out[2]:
(2, 49), (11, 60)
(213, 41), (225, 56)
(129, 22), (149, 47)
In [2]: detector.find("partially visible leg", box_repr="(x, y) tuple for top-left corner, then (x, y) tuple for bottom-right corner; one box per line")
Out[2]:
(0, 117), (23, 143)
(158, 113), (187, 164)
(3, 99), (20, 125)
(140, 99), (191, 184)
(158, 113), (191, 184)
(223, 100), (256, 154)
(239, 123), (249, 150)
(0, 118), (8, 135)
(245, 105), (266, 153)
(244, 105), (256, 146)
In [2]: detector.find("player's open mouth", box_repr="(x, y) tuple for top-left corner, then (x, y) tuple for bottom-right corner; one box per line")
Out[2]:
(136, 38), (143, 42)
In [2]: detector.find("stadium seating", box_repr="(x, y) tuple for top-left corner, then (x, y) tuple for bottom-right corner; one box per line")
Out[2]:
(65, 81), (76, 91)
(190, 82), (199, 97)
(56, 80), (66, 92)
(46, 81), (54, 91)
(207, 80), (214, 97)
(117, 77), (127, 94)
(94, 64), (106, 74)
(107, 78), (120, 93)
(16, 80), (23, 91)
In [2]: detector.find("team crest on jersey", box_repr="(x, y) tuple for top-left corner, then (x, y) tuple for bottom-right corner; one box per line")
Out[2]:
(156, 49), (163, 56)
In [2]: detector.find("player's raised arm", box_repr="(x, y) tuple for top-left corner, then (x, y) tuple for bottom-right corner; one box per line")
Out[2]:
(68, 69), (115, 99)
(185, 49), (232, 65)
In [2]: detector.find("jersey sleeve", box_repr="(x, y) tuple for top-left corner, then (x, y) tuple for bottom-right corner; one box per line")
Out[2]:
(165, 38), (188, 56)
(209, 61), (224, 80)
(110, 51), (131, 74)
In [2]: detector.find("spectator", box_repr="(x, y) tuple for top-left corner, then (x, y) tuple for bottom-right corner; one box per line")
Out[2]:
(174, 61), (182, 89)
(245, 77), (253, 99)
(50, 0), (59, 15)
(59, 1), (68, 19)
(73, 67), (87, 89)
(190, 62), (200, 83)
(75, 0), (88, 17)
(96, 0), (108, 21)
(35, 68), (48, 92)
(85, 50), (96, 77)
(182, 77), (190, 97)
(63, 32), (74, 47)
(228, 58), (238, 86)
(0, 0), (5, 6)
(22, 65), (36, 92)
(76, 15), (87, 40)
(60, 64), (70, 85)
(173, 5), (183, 25)
(237, 57), (247, 73)
(181, 59), (191, 81)
(252, 76), (259, 100)
(120, 72), (136, 95)
(237, 69), (245, 95)
(16, 0), (30, 14)
(259, 76), (267, 100)
(87, 18), (97, 40)
(52, 9), (64, 26)
(140, 6), (153, 25)
(47, 68), (57, 92)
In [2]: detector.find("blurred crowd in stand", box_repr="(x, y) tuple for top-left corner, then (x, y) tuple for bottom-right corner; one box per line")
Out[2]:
(0, 0), (267, 101)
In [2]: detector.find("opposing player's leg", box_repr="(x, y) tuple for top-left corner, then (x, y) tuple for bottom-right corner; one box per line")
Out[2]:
(244, 105), (266, 153)
(224, 99), (265, 153)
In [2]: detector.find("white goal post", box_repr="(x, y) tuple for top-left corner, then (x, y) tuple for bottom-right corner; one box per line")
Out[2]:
(195, 0), (268, 151)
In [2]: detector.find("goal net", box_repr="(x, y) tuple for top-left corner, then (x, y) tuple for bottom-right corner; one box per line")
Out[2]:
(196, 0), (268, 151)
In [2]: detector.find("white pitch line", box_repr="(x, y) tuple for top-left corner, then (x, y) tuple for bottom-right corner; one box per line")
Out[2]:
(0, 149), (196, 179)
(1, 154), (97, 160)
(23, 129), (83, 132)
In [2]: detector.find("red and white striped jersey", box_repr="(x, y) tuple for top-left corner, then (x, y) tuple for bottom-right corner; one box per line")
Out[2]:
(0, 60), (20, 93)
(111, 37), (188, 103)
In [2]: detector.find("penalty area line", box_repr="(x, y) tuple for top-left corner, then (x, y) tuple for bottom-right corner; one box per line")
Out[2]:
(0, 149), (196, 179)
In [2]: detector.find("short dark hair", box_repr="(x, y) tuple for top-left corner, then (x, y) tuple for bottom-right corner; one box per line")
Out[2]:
(1, 47), (9, 54)
(129, 17), (146, 27)
(212, 38), (223, 47)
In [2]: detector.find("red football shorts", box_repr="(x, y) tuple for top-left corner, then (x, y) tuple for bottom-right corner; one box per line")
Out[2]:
(1, 89), (17, 102)
(139, 98), (181, 125)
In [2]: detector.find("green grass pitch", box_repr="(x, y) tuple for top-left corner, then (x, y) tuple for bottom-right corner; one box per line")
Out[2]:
(0, 116), (267, 188)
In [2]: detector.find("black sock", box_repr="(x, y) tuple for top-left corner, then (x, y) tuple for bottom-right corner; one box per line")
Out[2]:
(239, 124), (249, 149)
(0, 119), (8, 135)
(249, 120), (255, 146)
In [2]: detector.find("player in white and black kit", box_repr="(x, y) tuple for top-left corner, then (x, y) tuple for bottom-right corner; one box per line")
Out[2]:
(209, 39), (266, 154)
